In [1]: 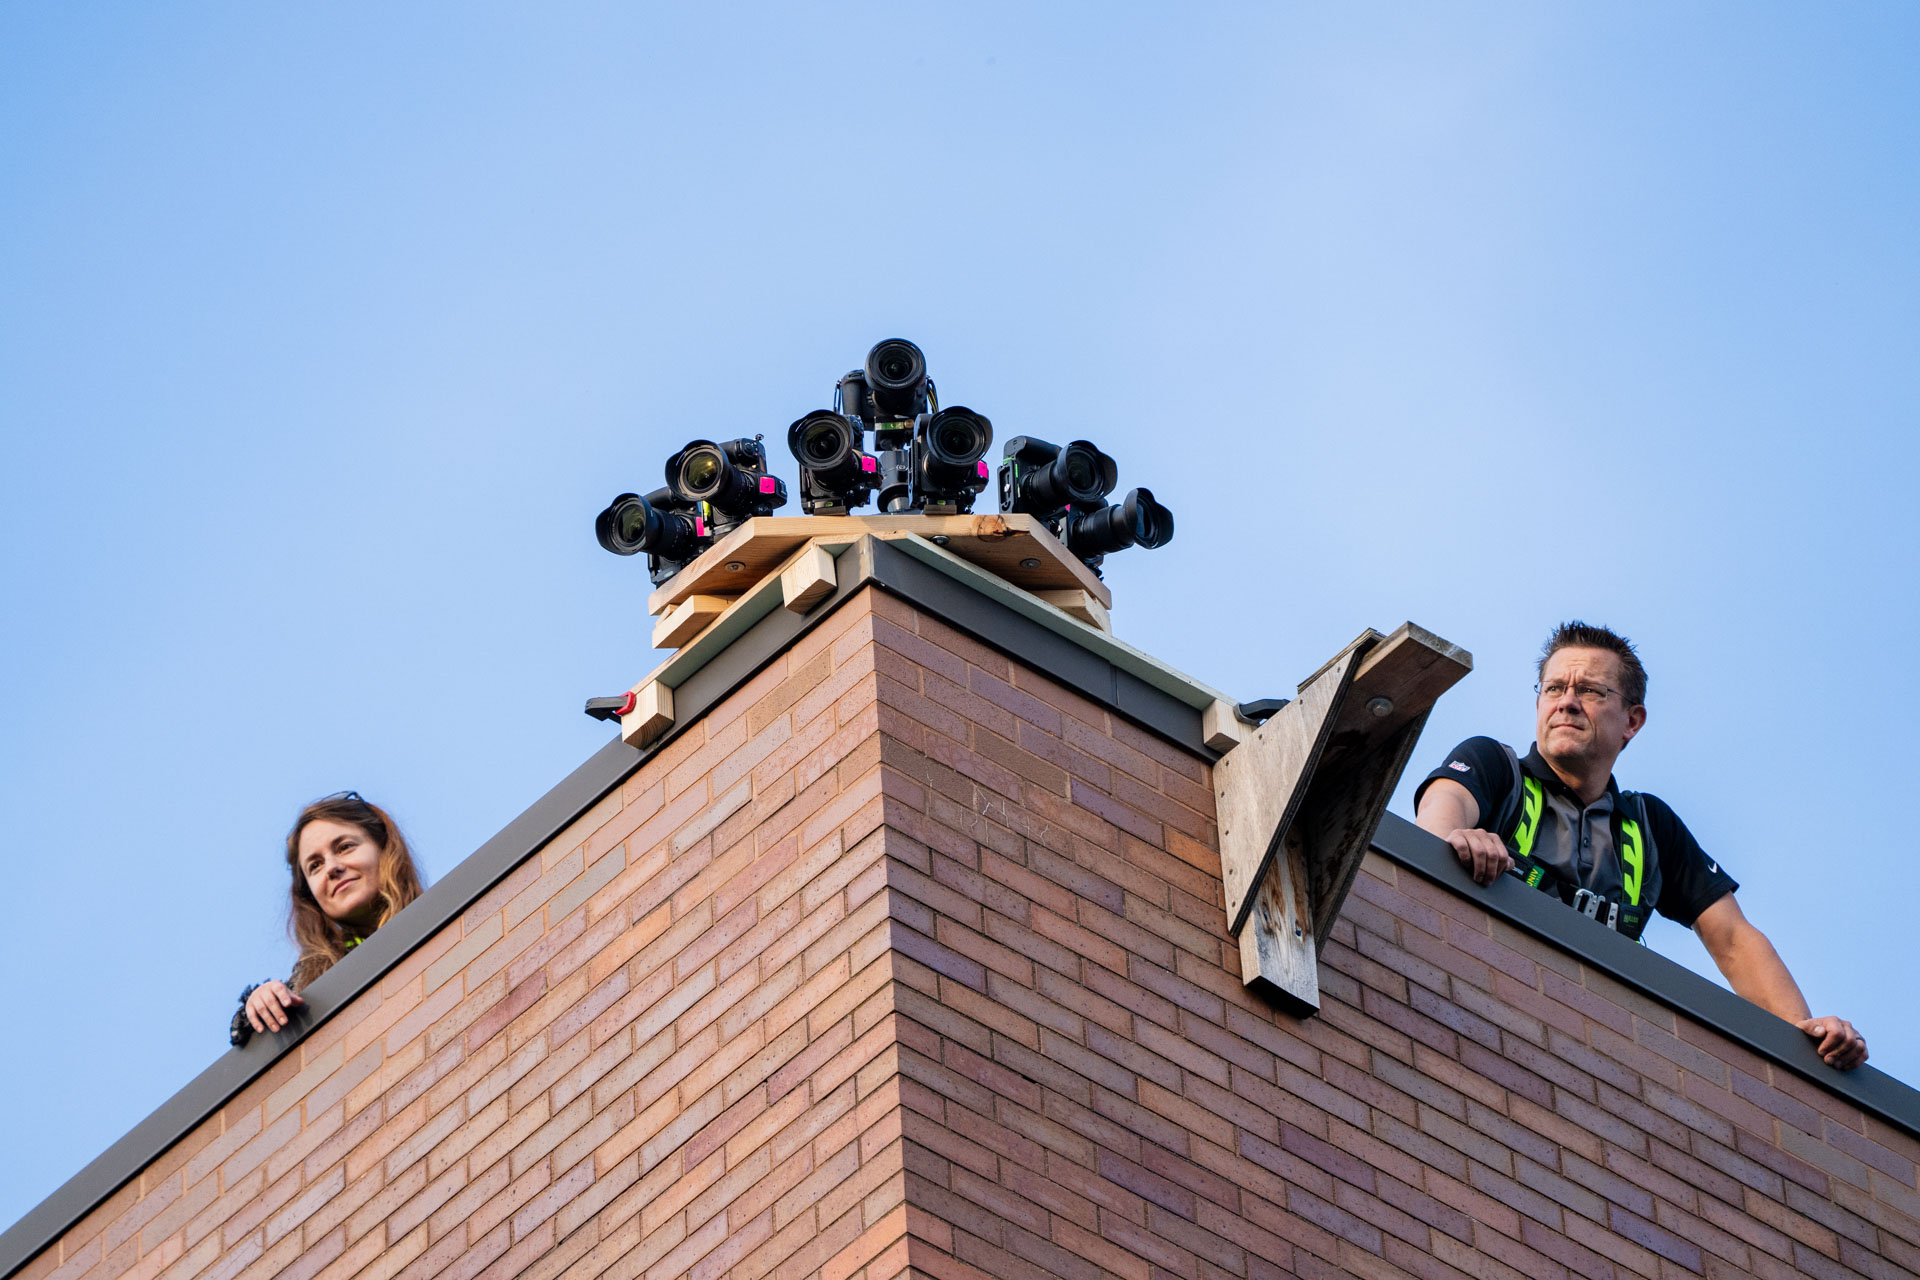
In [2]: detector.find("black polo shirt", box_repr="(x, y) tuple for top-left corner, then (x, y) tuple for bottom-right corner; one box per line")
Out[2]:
(1414, 737), (1738, 928)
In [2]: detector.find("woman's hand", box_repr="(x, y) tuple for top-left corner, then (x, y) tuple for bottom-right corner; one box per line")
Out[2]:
(244, 980), (304, 1033)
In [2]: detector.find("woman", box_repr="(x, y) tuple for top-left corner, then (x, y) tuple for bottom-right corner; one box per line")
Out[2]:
(230, 791), (426, 1046)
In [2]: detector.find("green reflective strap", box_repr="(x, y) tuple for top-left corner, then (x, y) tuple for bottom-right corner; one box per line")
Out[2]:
(1619, 818), (1644, 906)
(1513, 776), (1544, 861)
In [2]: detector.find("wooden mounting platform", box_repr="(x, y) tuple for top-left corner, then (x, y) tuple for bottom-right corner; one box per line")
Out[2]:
(645, 514), (1113, 644)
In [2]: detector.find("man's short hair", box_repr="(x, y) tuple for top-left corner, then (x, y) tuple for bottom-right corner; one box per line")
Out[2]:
(1538, 621), (1647, 707)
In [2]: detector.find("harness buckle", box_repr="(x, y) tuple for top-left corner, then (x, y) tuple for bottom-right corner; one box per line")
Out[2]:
(1570, 888), (1622, 932)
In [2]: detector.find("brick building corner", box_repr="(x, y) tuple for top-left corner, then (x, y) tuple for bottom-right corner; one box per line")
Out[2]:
(8, 537), (1919, 1280)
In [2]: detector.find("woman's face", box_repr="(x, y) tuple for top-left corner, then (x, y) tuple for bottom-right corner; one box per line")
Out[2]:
(298, 818), (384, 929)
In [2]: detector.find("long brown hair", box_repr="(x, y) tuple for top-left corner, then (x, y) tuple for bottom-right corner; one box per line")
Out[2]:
(285, 792), (425, 991)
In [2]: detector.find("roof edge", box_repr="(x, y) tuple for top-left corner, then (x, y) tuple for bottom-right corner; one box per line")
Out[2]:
(1370, 812), (1920, 1139)
(20, 539), (1893, 1278)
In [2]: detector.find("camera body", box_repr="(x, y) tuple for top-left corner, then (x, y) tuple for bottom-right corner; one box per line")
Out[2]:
(593, 486), (707, 586)
(664, 437), (786, 542)
(596, 435), (787, 586)
(788, 410), (878, 515)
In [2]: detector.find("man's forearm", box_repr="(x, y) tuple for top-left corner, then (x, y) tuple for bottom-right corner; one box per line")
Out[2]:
(1704, 917), (1812, 1022)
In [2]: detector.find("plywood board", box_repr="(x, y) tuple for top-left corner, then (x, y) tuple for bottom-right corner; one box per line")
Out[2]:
(1214, 642), (1366, 936)
(1215, 622), (1472, 1015)
(646, 514), (1111, 616)
(1296, 623), (1472, 945)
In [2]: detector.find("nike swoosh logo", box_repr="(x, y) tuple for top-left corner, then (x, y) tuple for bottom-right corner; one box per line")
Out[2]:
(1708, 862), (1719, 873)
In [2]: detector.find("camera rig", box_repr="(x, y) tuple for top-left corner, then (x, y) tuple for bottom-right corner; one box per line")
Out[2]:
(594, 339), (1173, 586)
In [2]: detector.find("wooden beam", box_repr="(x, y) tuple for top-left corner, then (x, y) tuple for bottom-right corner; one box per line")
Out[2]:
(618, 680), (674, 749)
(1201, 699), (1248, 753)
(651, 595), (730, 650)
(780, 543), (837, 613)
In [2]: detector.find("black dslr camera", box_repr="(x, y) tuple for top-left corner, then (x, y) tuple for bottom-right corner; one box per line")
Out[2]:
(594, 436), (786, 584)
(998, 436), (1173, 577)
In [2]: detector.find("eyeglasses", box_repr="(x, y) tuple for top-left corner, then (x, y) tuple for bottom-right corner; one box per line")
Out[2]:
(319, 790), (367, 805)
(1535, 681), (1623, 708)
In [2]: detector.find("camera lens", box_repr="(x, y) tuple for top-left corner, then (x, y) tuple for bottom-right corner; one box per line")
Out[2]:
(936, 420), (975, 458)
(788, 411), (870, 490)
(865, 339), (928, 416)
(1064, 487), (1175, 558)
(595, 491), (699, 561)
(918, 407), (993, 497)
(1018, 439), (1117, 512)
(803, 422), (843, 464)
(1064, 451), (1096, 493)
(667, 438), (783, 516)
(678, 445), (725, 499)
(613, 504), (650, 544)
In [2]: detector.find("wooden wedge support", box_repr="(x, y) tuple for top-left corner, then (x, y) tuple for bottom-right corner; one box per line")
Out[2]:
(652, 595), (730, 650)
(780, 543), (837, 613)
(1214, 623), (1472, 1016)
(1215, 635), (1372, 937)
(1036, 588), (1111, 632)
(619, 680), (674, 749)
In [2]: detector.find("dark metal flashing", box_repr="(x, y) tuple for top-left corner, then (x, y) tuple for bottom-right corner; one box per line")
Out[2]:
(852, 535), (1215, 759)
(1370, 812), (1920, 1139)
(11, 548), (1907, 1275)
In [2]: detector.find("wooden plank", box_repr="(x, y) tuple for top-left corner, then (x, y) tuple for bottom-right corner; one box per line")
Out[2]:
(651, 595), (730, 650)
(1216, 622), (1473, 1015)
(1214, 639), (1369, 936)
(780, 543), (836, 613)
(1035, 588), (1111, 632)
(646, 514), (1111, 616)
(1237, 824), (1319, 1017)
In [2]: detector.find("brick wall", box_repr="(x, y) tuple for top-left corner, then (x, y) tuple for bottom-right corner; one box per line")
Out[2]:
(19, 586), (1920, 1280)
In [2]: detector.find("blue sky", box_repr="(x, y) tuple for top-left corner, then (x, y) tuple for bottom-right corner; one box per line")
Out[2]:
(2, 3), (1915, 1231)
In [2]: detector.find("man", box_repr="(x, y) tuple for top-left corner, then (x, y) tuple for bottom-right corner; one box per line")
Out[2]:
(1415, 622), (1866, 1071)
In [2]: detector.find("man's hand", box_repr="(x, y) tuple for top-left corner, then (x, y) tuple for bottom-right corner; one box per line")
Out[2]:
(1796, 1016), (1868, 1071)
(244, 980), (304, 1033)
(1443, 828), (1514, 886)
(1415, 778), (1511, 886)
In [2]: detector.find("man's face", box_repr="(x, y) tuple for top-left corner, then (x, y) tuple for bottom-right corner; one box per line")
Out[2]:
(1535, 646), (1646, 775)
